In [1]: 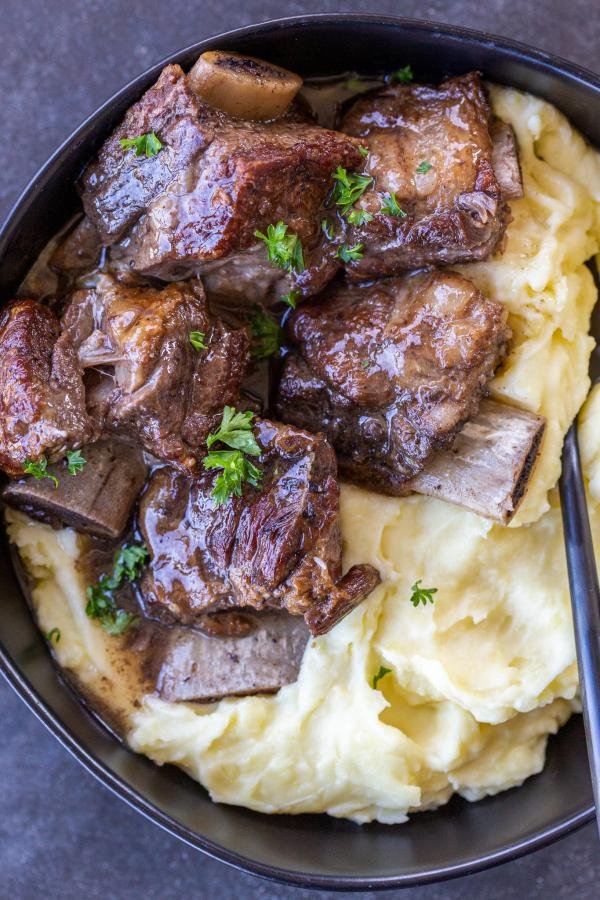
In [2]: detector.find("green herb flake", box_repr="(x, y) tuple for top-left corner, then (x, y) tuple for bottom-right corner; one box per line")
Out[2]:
(330, 167), (374, 217)
(250, 308), (282, 359)
(254, 221), (305, 274)
(380, 192), (407, 218)
(113, 544), (150, 584)
(361, 359), (372, 369)
(206, 406), (262, 455)
(23, 457), (58, 488)
(65, 449), (86, 475)
(358, 145), (369, 159)
(119, 131), (162, 158)
(391, 64), (414, 83)
(336, 243), (364, 263)
(85, 543), (148, 635)
(46, 627), (61, 644)
(281, 290), (299, 310)
(204, 407), (263, 505)
(203, 450), (262, 506)
(416, 160), (433, 174)
(372, 665), (392, 689)
(321, 217), (336, 241)
(189, 330), (207, 351)
(347, 209), (374, 227)
(409, 579), (438, 608)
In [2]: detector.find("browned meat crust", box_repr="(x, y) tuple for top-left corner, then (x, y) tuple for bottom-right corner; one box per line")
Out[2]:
(276, 271), (511, 492)
(138, 419), (380, 636)
(61, 274), (249, 471)
(340, 72), (518, 278)
(80, 63), (363, 302)
(0, 299), (98, 475)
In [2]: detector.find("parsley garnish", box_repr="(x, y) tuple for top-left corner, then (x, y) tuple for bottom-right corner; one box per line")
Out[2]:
(119, 132), (162, 158)
(358, 145), (369, 159)
(347, 209), (373, 227)
(250, 308), (282, 359)
(203, 450), (262, 506)
(391, 65), (414, 83)
(321, 217), (336, 241)
(282, 290), (299, 309)
(189, 330), (207, 351)
(254, 221), (305, 274)
(409, 580), (438, 607)
(85, 543), (148, 635)
(206, 406), (262, 455)
(361, 359), (371, 369)
(113, 544), (150, 584)
(331, 167), (373, 216)
(204, 407), (262, 505)
(46, 628), (61, 644)
(416, 161), (433, 174)
(23, 457), (58, 488)
(372, 665), (391, 689)
(337, 243), (364, 262)
(380, 192), (407, 217)
(65, 450), (86, 475)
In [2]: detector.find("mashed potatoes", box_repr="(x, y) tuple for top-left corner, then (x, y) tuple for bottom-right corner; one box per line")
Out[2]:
(6, 85), (600, 824)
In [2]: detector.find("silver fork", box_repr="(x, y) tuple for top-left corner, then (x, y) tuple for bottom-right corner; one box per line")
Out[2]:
(559, 339), (600, 838)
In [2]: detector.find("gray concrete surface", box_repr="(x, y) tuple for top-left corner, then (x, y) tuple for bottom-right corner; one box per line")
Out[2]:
(1, 1), (599, 897)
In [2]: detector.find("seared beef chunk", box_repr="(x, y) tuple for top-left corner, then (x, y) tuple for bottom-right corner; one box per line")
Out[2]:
(276, 271), (510, 493)
(118, 120), (362, 302)
(138, 420), (381, 636)
(0, 299), (98, 476)
(50, 217), (103, 274)
(3, 438), (147, 539)
(61, 274), (249, 471)
(340, 72), (522, 279)
(79, 63), (362, 302)
(157, 612), (310, 703)
(80, 64), (212, 244)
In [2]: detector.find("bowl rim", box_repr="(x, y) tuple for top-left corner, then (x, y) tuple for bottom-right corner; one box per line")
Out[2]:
(0, 12), (598, 892)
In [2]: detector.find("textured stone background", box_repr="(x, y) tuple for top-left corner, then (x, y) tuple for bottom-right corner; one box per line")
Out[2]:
(1, 1), (599, 897)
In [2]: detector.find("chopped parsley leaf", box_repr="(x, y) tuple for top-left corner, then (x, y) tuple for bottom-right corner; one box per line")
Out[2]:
(409, 579), (438, 607)
(250, 308), (282, 359)
(391, 64), (414, 83)
(119, 131), (162, 158)
(189, 330), (207, 351)
(321, 217), (336, 241)
(281, 290), (299, 309)
(207, 406), (262, 455)
(372, 665), (392, 689)
(65, 450), (86, 475)
(347, 209), (373, 227)
(85, 542), (148, 636)
(46, 628), (61, 644)
(358, 145), (369, 158)
(337, 243), (364, 263)
(23, 457), (58, 488)
(203, 450), (262, 506)
(380, 192), (407, 217)
(254, 221), (305, 274)
(416, 160), (433, 174)
(330, 167), (373, 216)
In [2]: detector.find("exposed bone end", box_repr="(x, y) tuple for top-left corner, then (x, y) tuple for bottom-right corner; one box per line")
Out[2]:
(156, 612), (311, 703)
(2, 438), (147, 539)
(408, 399), (545, 524)
(187, 51), (302, 121)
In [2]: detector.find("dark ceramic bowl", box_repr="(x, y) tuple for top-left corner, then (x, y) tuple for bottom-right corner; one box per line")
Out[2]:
(1, 14), (599, 891)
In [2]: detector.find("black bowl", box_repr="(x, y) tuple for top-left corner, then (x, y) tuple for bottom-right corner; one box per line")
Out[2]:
(1, 14), (599, 891)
